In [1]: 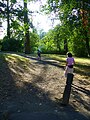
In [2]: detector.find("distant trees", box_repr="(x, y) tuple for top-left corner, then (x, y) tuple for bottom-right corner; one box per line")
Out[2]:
(40, 0), (90, 57)
(0, 0), (90, 57)
(0, 0), (40, 53)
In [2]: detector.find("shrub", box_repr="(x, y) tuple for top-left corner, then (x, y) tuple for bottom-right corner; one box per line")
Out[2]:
(1, 36), (24, 52)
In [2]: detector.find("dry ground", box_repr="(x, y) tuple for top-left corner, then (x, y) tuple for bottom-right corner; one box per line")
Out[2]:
(0, 53), (90, 120)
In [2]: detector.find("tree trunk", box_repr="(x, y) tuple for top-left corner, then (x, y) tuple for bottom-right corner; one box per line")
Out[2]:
(57, 40), (61, 53)
(24, 0), (30, 54)
(64, 39), (68, 54)
(81, 1), (90, 56)
(84, 30), (90, 56)
(7, 0), (10, 39)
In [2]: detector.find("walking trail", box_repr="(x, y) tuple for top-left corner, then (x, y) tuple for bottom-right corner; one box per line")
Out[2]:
(0, 54), (90, 120)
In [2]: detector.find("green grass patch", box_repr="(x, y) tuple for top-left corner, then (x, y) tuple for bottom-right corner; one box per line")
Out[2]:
(43, 54), (90, 78)
(0, 53), (90, 78)
(0, 53), (31, 70)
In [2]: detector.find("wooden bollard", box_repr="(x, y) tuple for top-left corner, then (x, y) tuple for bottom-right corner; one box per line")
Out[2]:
(62, 73), (74, 105)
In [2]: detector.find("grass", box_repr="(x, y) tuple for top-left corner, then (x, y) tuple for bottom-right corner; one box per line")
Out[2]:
(0, 53), (30, 62)
(0, 52), (90, 79)
(0, 52), (90, 118)
(0, 53), (31, 72)
(42, 54), (90, 79)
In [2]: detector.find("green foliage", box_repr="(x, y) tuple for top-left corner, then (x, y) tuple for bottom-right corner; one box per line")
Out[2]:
(1, 36), (24, 52)
(43, 0), (90, 57)
(1, 32), (40, 53)
(38, 29), (57, 53)
(10, 20), (24, 40)
(30, 32), (40, 53)
(0, 0), (89, 57)
(73, 41), (88, 57)
(71, 28), (88, 57)
(38, 27), (67, 54)
(11, 0), (17, 4)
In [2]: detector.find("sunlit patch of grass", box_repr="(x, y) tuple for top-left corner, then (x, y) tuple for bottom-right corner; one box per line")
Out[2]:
(73, 57), (90, 79)
(5, 54), (29, 62)
(43, 54), (66, 61)
(43, 54), (90, 65)
(43, 54), (66, 66)
(0, 53), (31, 72)
(5, 54), (18, 63)
(4, 53), (30, 65)
(43, 54), (90, 79)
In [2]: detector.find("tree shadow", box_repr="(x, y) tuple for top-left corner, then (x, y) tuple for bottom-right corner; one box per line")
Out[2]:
(0, 53), (89, 120)
(0, 54), (22, 117)
(3, 52), (90, 77)
(71, 84), (90, 112)
(74, 63), (90, 77)
(18, 53), (64, 70)
(72, 84), (90, 96)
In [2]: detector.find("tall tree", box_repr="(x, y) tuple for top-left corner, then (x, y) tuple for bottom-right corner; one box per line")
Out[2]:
(47, 0), (90, 56)
(0, 0), (10, 38)
(0, 0), (21, 39)
(24, 0), (31, 54)
(7, 0), (10, 39)
(80, 0), (90, 55)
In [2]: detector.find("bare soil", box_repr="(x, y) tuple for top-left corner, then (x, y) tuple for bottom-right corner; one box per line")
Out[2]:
(0, 54), (90, 120)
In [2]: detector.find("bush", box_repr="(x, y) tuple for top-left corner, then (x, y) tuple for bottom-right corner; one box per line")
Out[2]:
(72, 39), (88, 57)
(1, 37), (24, 52)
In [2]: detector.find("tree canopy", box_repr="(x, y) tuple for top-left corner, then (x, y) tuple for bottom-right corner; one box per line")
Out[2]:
(0, 0), (90, 57)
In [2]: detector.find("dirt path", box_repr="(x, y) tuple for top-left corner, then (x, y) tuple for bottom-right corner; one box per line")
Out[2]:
(0, 55), (90, 120)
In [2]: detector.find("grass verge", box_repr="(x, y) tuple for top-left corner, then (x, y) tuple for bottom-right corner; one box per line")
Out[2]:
(42, 54), (90, 79)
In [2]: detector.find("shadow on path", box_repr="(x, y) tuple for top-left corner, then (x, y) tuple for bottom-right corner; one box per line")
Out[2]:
(19, 54), (64, 69)
(0, 53), (89, 120)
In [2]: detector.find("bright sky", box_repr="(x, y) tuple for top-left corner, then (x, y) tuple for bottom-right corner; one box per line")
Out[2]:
(0, 0), (60, 39)
(28, 1), (51, 31)
(28, 0), (60, 32)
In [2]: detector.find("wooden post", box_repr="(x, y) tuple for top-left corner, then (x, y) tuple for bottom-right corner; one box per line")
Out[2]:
(62, 73), (74, 105)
